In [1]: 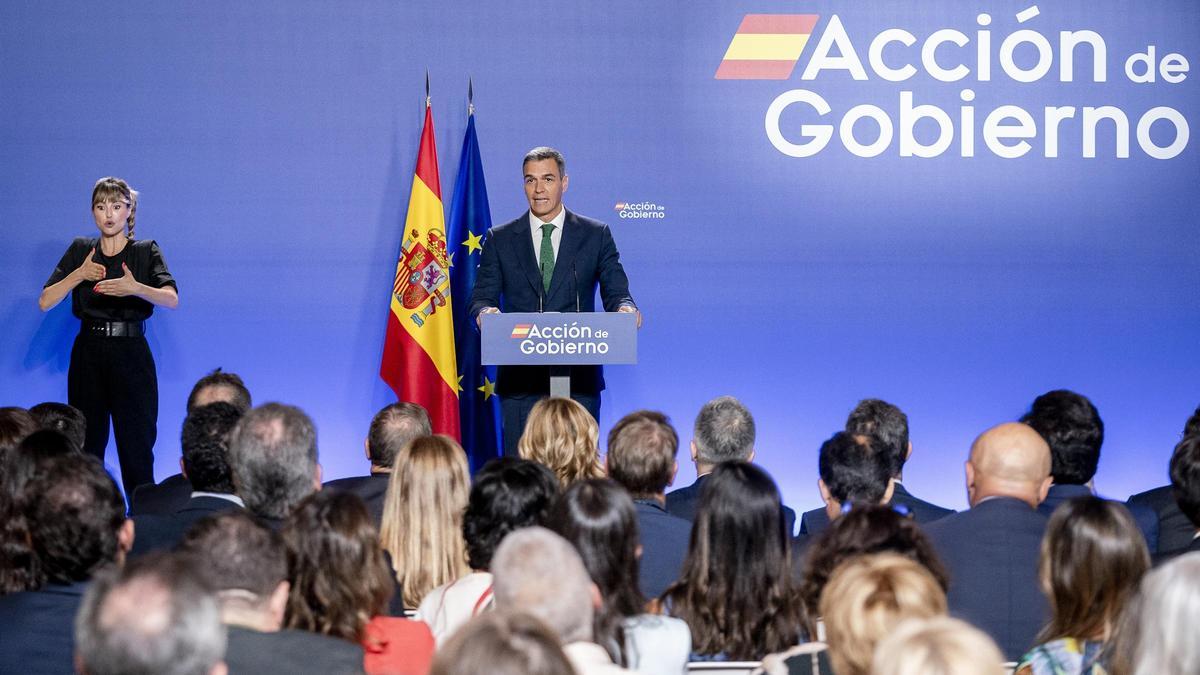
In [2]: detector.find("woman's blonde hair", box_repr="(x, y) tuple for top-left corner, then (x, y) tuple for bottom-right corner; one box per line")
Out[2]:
(517, 397), (603, 487)
(871, 617), (1007, 675)
(820, 553), (947, 675)
(379, 434), (470, 608)
(91, 177), (138, 239)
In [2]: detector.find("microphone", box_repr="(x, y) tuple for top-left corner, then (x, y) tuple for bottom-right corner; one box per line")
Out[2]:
(572, 263), (580, 313)
(528, 270), (544, 313)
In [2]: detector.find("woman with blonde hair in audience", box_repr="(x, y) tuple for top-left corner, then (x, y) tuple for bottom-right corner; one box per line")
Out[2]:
(380, 435), (471, 609)
(1103, 553), (1200, 675)
(430, 610), (578, 675)
(871, 617), (1008, 675)
(518, 397), (603, 487)
(1016, 497), (1149, 675)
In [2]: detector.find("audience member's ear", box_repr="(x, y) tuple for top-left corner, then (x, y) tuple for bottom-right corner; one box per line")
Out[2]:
(208, 662), (228, 675)
(604, 455), (613, 475)
(635, 544), (644, 560)
(818, 478), (832, 504)
(819, 479), (841, 521)
(882, 477), (896, 504)
(268, 581), (290, 630)
(364, 438), (371, 462)
(117, 519), (135, 557)
(313, 463), (323, 490)
(964, 460), (977, 501)
(179, 457), (188, 479)
(588, 582), (602, 610)
(747, 447), (755, 462)
(905, 441), (913, 461)
(1037, 475), (1053, 504)
(689, 440), (698, 463)
(669, 459), (678, 487)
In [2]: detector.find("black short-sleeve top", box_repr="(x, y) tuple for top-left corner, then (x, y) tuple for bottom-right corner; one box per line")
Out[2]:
(44, 237), (178, 322)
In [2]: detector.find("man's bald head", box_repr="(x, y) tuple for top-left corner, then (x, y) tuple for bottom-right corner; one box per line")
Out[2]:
(966, 423), (1052, 508)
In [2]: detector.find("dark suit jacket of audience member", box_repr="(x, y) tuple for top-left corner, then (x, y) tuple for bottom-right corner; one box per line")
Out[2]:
(1039, 484), (1159, 551)
(923, 496), (1049, 661)
(797, 482), (956, 536)
(129, 472), (192, 516)
(0, 581), (89, 675)
(323, 474), (390, 527)
(666, 473), (797, 536)
(225, 624), (366, 674)
(130, 495), (243, 557)
(633, 499), (692, 600)
(1151, 534), (1200, 566)
(1128, 484), (1195, 554)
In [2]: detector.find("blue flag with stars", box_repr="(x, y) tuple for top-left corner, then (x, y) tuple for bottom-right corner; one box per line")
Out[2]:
(448, 110), (501, 471)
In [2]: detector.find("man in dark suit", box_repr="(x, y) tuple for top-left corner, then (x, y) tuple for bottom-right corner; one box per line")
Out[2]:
(605, 410), (692, 600)
(1021, 389), (1158, 550)
(1153, 433), (1200, 563)
(179, 511), (365, 673)
(469, 146), (639, 456)
(131, 402), (245, 556)
(799, 399), (954, 535)
(323, 402), (430, 527)
(1129, 405), (1200, 554)
(0, 456), (135, 675)
(666, 396), (797, 535)
(923, 422), (1054, 661)
(228, 403), (322, 530)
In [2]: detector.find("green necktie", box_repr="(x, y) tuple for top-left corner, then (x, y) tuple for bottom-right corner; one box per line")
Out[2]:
(539, 223), (556, 292)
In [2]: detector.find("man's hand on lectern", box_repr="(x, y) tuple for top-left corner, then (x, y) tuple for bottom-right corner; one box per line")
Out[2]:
(477, 306), (500, 329)
(617, 304), (643, 329)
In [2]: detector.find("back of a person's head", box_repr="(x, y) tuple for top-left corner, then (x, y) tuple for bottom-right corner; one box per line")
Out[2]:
(227, 403), (318, 519)
(800, 505), (948, 628)
(845, 399), (909, 479)
(871, 617), (1007, 675)
(1038, 496), (1149, 644)
(819, 431), (892, 505)
(606, 410), (678, 499)
(966, 422), (1052, 505)
(518, 397), (602, 487)
(1020, 389), (1103, 485)
(548, 479), (643, 616)
(491, 526), (596, 645)
(3, 429), (81, 499)
(178, 510), (286, 598)
(430, 610), (576, 675)
(25, 455), (127, 584)
(1182, 405), (1200, 439)
(0, 406), (37, 456)
(75, 553), (225, 675)
(181, 402), (243, 494)
(464, 457), (560, 571)
(187, 368), (252, 414)
(1169, 433), (1200, 529)
(820, 553), (948, 675)
(281, 491), (392, 642)
(692, 395), (755, 464)
(1110, 553), (1200, 675)
(367, 402), (431, 469)
(28, 402), (86, 452)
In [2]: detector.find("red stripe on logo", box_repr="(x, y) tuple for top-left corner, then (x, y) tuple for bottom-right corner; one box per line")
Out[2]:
(736, 14), (818, 35)
(715, 60), (800, 80)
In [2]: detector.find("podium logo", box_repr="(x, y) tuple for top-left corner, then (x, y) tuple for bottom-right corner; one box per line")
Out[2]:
(512, 321), (612, 356)
(614, 202), (666, 220)
(715, 14), (820, 80)
(510, 324), (533, 339)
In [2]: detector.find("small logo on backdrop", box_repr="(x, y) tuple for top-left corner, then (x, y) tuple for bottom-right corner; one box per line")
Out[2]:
(613, 201), (666, 220)
(510, 324), (533, 339)
(715, 14), (820, 80)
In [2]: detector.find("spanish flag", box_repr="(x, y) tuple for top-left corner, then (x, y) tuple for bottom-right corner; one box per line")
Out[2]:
(380, 99), (461, 439)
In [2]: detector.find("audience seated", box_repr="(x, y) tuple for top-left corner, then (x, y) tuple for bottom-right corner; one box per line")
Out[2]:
(518, 396), (605, 487)
(177, 510), (365, 674)
(282, 491), (435, 675)
(492, 526), (633, 674)
(28, 401), (86, 452)
(0, 455), (133, 675)
(0, 406), (37, 458)
(871, 617), (1008, 675)
(1104, 553), (1200, 675)
(1, 429), (81, 501)
(1127, 406), (1200, 554)
(430, 610), (577, 675)
(548, 478), (691, 673)
(813, 431), (895, 525)
(923, 422), (1053, 660)
(604, 410), (692, 600)
(324, 402), (431, 527)
(380, 435), (471, 609)
(1017, 496), (1149, 675)
(666, 395), (797, 535)
(1154, 433), (1200, 562)
(227, 402), (322, 529)
(800, 399), (954, 535)
(74, 552), (226, 675)
(417, 457), (559, 645)
(660, 461), (803, 661)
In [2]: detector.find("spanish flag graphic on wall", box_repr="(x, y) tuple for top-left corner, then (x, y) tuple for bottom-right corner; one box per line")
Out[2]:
(380, 98), (461, 439)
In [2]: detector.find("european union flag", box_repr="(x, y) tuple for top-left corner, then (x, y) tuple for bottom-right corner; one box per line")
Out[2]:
(448, 108), (501, 471)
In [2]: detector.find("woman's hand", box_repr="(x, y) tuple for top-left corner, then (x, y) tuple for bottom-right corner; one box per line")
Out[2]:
(94, 264), (140, 297)
(74, 248), (106, 282)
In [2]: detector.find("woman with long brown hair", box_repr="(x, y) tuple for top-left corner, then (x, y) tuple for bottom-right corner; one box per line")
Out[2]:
(518, 397), (604, 487)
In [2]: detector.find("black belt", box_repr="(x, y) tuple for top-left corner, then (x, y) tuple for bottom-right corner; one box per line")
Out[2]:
(82, 320), (144, 337)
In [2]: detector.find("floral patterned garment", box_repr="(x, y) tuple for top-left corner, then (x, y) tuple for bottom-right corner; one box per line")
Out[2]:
(1017, 638), (1107, 675)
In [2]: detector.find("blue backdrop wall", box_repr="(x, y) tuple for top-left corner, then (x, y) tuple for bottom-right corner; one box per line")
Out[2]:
(2, 1), (1197, 514)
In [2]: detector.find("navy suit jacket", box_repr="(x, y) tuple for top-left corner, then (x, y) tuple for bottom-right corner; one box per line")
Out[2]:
(323, 474), (390, 528)
(468, 210), (635, 396)
(1151, 534), (1200, 566)
(0, 581), (89, 675)
(666, 473), (797, 537)
(1039, 484), (1158, 551)
(1128, 484), (1195, 554)
(131, 495), (243, 556)
(129, 472), (192, 516)
(797, 482), (956, 536)
(923, 497), (1049, 661)
(634, 499), (692, 600)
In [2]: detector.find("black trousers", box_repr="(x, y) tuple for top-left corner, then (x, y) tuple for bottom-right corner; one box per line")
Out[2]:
(68, 333), (158, 496)
(500, 392), (600, 458)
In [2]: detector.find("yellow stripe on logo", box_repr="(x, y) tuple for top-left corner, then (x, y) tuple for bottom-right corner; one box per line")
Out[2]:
(722, 34), (810, 61)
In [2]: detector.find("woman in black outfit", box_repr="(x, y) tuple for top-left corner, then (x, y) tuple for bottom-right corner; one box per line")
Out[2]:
(39, 177), (178, 496)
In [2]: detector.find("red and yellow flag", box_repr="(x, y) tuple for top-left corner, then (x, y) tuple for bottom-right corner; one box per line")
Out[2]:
(380, 102), (461, 439)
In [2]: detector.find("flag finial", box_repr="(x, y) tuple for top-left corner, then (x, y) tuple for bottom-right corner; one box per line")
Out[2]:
(425, 70), (431, 107)
(468, 77), (474, 116)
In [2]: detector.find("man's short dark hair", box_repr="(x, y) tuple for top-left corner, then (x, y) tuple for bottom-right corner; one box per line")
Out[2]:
(693, 396), (755, 465)
(607, 410), (679, 499)
(227, 403), (318, 520)
(1184, 405), (1200, 439)
(187, 368), (252, 414)
(0, 406), (37, 455)
(1170, 434), (1200, 529)
(24, 455), (126, 583)
(181, 402), (243, 493)
(523, 146), (566, 176)
(367, 402), (431, 468)
(75, 553), (225, 675)
(818, 432), (892, 505)
(1020, 389), (1104, 485)
(178, 511), (287, 597)
(845, 399), (909, 478)
(463, 458), (560, 571)
(28, 402), (86, 452)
